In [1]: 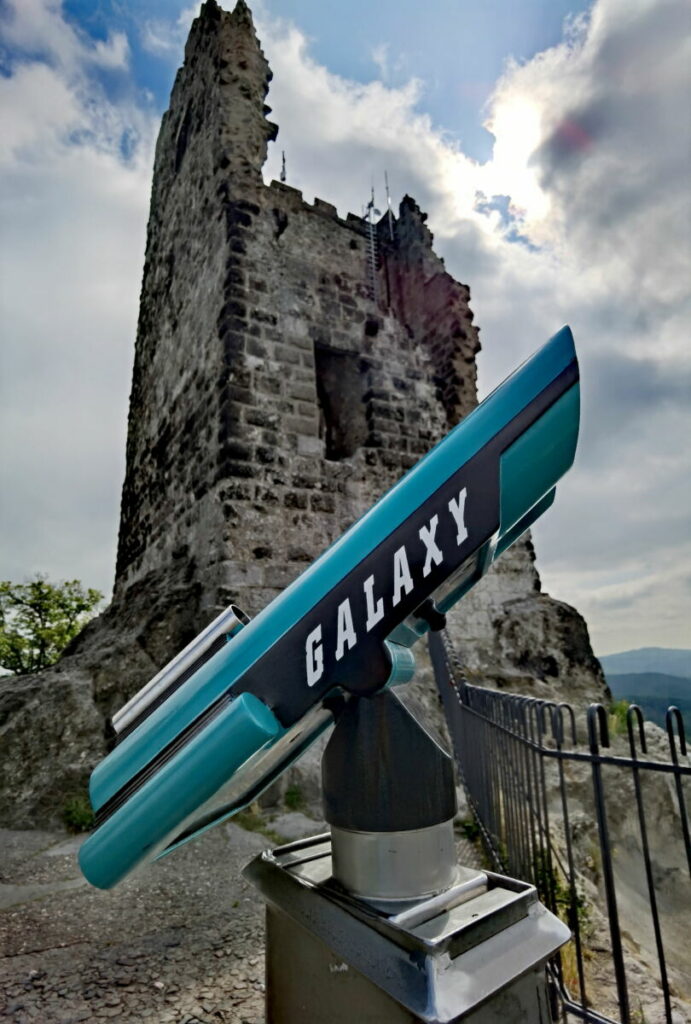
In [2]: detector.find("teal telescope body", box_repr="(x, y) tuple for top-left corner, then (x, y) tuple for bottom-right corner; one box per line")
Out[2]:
(79, 326), (580, 890)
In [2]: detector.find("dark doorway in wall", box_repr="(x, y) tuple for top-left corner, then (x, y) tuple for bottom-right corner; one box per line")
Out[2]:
(314, 343), (368, 461)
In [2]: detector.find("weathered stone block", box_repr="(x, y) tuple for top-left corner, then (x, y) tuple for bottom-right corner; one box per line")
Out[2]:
(262, 564), (299, 589)
(284, 414), (317, 435)
(310, 493), (336, 513)
(283, 491), (308, 510)
(244, 407), (278, 428)
(216, 560), (264, 587)
(297, 435), (323, 457)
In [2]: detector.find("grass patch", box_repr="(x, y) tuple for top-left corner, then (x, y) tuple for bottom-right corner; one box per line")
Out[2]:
(457, 816), (481, 842)
(533, 850), (590, 935)
(62, 794), (95, 833)
(284, 784), (304, 812)
(608, 698), (630, 736)
(234, 808), (282, 845)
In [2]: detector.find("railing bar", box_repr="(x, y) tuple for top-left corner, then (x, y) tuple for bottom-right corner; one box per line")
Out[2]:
(671, 772), (691, 879)
(530, 709), (551, 901)
(458, 706), (691, 773)
(508, 719), (530, 877)
(631, 760), (673, 1022)
(488, 722), (504, 865)
(559, 995), (621, 1024)
(495, 702), (511, 869)
(497, 710), (516, 872)
(666, 711), (691, 877)
(518, 704), (541, 883)
(588, 714), (630, 1023)
(555, 730), (589, 1010)
(511, 725), (529, 878)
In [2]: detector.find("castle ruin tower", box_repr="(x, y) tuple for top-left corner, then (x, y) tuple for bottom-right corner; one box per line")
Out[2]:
(114, 0), (482, 629)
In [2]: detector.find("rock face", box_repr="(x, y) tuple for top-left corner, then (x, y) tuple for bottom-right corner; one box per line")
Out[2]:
(0, 0), (607, 828)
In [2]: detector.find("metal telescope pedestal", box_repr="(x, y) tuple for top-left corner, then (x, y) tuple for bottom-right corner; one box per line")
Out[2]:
(244, 688), (569, 1023)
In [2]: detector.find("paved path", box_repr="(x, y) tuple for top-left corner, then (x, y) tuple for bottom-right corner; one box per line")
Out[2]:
(0, 822), (485, 1024)
(0, 824), (269, 1023)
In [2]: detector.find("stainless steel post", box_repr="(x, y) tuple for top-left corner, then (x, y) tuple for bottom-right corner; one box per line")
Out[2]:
(322, 690), (459, 907)
(243, 689), (570, 1022)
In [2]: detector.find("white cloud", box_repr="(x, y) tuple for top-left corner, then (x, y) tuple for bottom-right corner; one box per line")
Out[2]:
(370, 42), (407, 84)
(255, 17), (487, 233)
(0, 61), (78, 160)
(0, 2), (156, 597)
(92, 30), (129, 70)
(543, 545), (691, 652)
(453, 0), (690, 653)
(140, 4), (202, 56)
(484, 0), (691, 311)
(371, 43), (390, 80)
(1, 0), (130, 72)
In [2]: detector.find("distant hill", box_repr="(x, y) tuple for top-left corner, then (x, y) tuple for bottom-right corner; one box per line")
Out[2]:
(605, 671), (691, 734)
(599, 647), (691, 678)
(606, 671), (691, 702)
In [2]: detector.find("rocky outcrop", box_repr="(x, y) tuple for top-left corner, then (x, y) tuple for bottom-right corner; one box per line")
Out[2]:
(0, 0), (606, 828)
(447, 535), (607, 702)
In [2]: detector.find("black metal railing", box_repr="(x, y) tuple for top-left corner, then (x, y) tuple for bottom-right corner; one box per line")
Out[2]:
(429, 631), (691, 1024)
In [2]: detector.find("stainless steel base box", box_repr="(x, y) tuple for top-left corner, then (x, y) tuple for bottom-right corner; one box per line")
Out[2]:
(243, 834), (569, 1023)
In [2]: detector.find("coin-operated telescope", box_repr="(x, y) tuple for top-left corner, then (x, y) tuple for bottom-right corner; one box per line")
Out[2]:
(80, 327), (579, 1023)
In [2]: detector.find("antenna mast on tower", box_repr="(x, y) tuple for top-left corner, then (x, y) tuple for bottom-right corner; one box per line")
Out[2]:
(384, 170), (394, 240)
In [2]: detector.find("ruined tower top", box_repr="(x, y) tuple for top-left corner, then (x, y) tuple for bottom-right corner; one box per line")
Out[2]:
(165, 0), (277, 188)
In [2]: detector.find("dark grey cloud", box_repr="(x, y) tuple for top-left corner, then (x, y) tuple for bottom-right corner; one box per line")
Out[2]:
(580, 351), (691, 446)
(432, 0), (691, 651)
(594, 591), (639, 612)
(528, 0), (691, 300)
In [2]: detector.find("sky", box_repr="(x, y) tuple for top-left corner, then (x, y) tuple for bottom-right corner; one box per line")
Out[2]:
(0, 0), (689, 656)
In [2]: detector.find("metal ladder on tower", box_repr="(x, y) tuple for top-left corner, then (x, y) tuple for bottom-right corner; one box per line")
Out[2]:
(365, 189), (380, 304)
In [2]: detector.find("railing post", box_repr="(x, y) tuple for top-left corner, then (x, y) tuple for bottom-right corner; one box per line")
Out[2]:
(627, 705), (673, 1023)
(666, 707), (691, 879)
(586, 705), (630, 1024)
(551, 703), (588, 1011)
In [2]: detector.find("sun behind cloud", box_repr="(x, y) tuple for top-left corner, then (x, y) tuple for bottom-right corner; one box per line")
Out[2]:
(483, 94), (550, 223)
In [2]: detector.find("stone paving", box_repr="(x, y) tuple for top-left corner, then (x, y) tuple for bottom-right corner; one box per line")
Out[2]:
(0, 823), (270, 1024)
(0, 817), (485, 1024)
(5, 815), (686, 1024)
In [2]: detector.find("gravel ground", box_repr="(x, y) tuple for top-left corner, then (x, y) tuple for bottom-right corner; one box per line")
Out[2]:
(0, 820), (485, 1024)
(10, 819), (682, 1024)
(0, 822), (273, 1024)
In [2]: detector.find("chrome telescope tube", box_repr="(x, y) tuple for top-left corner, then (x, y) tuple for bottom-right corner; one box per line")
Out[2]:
(111, 604), (250, 741)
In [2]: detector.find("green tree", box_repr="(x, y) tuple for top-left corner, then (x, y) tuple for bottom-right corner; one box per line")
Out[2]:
(0, 576), (103, 676)
(608, 698), (631, 737)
